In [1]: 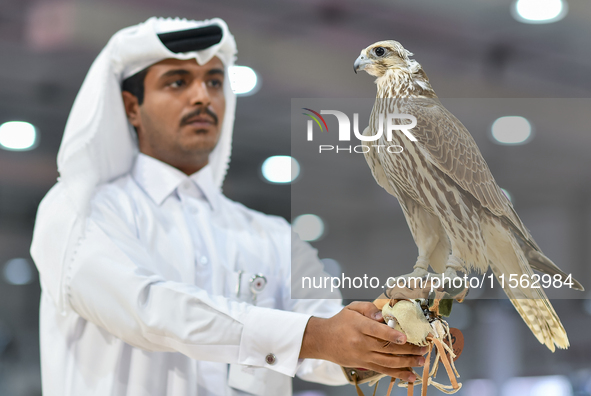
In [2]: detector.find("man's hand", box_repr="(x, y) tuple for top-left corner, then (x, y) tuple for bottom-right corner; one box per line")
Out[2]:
(299, 301), (426, 382)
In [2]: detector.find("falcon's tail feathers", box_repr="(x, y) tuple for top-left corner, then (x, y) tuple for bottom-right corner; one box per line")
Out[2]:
(485, 222), (569, 352)
(501, 281), (569, 352)
(516, 236), (584, 291)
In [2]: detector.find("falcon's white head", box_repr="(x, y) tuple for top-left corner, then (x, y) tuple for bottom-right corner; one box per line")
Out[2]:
(354, 40), (435, 97)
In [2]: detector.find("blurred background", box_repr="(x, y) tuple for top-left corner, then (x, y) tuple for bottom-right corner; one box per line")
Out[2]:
(0, 0), (590, 395)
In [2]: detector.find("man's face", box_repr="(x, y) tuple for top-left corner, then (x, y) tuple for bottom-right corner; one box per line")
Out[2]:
(122, 57), (226, 175)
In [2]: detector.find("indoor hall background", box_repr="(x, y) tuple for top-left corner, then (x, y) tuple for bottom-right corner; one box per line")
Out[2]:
(0, 0), (590, 395)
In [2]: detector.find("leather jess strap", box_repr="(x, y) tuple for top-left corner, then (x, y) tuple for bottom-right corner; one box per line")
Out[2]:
(353, 373), (397, 396)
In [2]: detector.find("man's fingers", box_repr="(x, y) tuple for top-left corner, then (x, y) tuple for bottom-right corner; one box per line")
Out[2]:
(362, 318), (407, 344)
(365, 364), (417, 382)
(369, 337), (428, 356)
(368, 352), (425, 369)
(346, 301), (383, 321)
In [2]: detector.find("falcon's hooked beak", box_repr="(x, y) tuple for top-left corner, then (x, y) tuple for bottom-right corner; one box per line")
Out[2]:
(354, 54), (371, 74)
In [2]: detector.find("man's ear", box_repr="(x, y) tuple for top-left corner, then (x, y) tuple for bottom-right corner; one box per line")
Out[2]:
(121, 91), (141, 129)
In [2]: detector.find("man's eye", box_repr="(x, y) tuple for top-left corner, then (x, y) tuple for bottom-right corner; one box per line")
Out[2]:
(169, 79), (186, 88)
(208, 79), (223, 88)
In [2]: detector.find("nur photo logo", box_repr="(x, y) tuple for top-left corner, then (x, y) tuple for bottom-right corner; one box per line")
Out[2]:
(302, 108), (418, 154)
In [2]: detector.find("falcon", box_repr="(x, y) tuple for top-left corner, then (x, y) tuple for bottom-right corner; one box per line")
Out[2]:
(354, 40), (584, 352)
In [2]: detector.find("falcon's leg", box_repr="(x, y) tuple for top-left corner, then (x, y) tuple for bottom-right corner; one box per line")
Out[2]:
(394, 197), (451, 281)
(404, 234), (439, 279)
(429, 254), (465, 285)
(422, 232), (469, 287)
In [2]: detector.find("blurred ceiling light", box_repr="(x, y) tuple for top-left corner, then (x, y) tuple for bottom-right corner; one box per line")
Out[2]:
(491, 116), (532, 145)
(3, 258), (34, 285)
(0, 121), (37, 151)
(320, 258), (342, 278)
(229, 65), (259, 96)
(262, 156), (300, 183)
(293, 214), (325, 242)
(512, 0), (568, 24)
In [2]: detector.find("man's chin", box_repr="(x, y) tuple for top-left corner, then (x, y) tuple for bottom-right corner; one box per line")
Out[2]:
(179, 139), (219, 156)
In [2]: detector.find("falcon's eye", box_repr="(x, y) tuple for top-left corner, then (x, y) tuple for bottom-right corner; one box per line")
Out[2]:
(375, 47), (385, 57)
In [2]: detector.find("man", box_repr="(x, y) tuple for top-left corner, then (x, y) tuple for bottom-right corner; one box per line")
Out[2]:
(30, 17), (425, 396)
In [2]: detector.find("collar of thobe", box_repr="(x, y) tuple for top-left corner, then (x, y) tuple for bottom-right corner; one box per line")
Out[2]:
(133, 153), (220, 211)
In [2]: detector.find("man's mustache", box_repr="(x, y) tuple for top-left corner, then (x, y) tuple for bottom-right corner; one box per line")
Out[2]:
(180, 107), (219, 127)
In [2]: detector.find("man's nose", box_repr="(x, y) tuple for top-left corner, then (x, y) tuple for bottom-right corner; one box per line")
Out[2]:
(188, 80), (211, 106)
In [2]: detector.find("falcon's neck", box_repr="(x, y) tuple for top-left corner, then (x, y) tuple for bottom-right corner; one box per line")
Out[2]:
(376, 68), (437, 99)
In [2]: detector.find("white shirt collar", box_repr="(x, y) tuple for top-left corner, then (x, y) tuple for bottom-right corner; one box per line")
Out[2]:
(132, 153), (220, 211)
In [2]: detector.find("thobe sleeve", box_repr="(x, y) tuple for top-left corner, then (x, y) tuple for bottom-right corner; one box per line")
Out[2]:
(281, 230), (349, 386)
(65, 192), (312, 378)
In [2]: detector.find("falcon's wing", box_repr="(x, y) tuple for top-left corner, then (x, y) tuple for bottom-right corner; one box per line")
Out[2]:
(361, 126), (399, 197)
(403, 99), (539, 250)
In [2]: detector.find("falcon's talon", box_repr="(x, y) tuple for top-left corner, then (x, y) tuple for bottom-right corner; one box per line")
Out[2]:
(389, 269), (455, 290)
(377, 293), (462, 394)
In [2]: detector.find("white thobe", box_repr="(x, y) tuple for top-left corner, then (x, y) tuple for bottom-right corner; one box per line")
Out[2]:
(38, 153), (347, 396)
